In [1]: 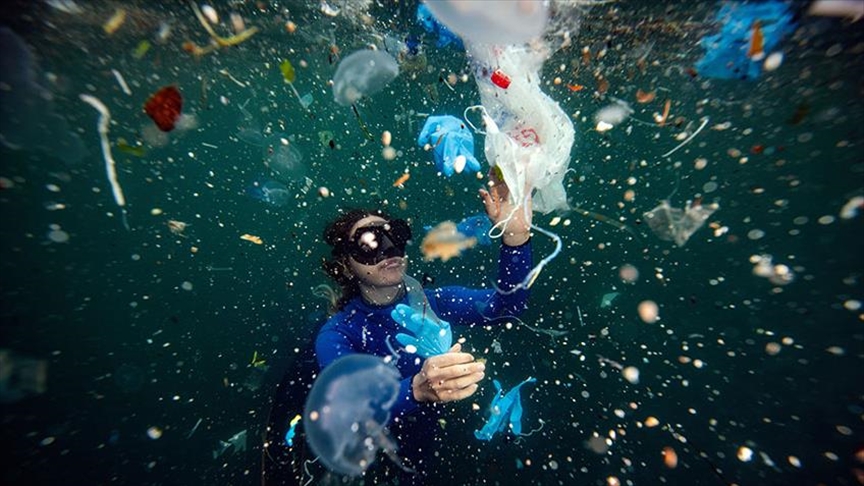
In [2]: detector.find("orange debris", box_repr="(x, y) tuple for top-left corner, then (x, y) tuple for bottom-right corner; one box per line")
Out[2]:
(393, 172), (410, 188)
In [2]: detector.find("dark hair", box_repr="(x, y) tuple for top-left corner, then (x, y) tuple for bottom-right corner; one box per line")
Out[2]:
(321, 208), (393, 311)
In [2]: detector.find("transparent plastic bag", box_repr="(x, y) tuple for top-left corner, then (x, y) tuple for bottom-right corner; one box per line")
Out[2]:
(468, 43), (575, 215)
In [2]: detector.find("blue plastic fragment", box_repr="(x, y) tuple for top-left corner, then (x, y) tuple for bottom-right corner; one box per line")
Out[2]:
(695, 0), (796, 80)
(416, 4), (463, 49)
(417, 115), (482, 177)
(475, 377), (537, 441)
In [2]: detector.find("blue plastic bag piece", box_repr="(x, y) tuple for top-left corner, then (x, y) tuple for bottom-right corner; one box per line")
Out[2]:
(416, 4), (463, 49)
(417, 115), (481, 177)
(474, 377), (536, 441)
(695, 0), (796, 80)
(457, 214), (493, 246)
(391, 303), (453, 358)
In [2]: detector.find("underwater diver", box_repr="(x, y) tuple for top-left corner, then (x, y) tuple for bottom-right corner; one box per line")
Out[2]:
(303, 172), (532, 484)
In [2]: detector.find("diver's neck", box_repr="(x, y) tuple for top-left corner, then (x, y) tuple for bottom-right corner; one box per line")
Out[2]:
(359, 281), (406, 307)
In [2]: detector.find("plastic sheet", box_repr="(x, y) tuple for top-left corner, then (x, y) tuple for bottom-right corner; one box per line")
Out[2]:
(468, 43), (575, 214)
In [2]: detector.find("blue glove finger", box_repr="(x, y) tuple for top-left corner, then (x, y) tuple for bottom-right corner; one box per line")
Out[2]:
(390, 304), (414, 327)
(417, 118), (436, 146)
(395, 332), (419, 350)
(464, 153), (481, 173)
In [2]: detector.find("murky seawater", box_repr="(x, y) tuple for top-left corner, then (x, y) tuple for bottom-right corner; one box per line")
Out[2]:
(1, 1), (862, 485)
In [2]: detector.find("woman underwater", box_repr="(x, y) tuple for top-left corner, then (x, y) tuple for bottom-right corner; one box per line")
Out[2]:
(315, 172), (534, 481)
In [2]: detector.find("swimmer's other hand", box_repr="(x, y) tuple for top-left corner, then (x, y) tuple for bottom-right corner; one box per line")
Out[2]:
(411, 343), (485, 404)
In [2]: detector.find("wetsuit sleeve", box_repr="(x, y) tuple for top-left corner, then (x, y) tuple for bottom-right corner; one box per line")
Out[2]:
(315, 321), (421, 416)
(314, 326), (354, 369)
(433, 240), (532, 325)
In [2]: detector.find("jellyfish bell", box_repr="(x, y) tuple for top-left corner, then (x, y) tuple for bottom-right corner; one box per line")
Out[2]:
(266, 138), (306, 184)
(332, 50), (400, 107)
(303, 354), (407, 477)
(424, 0), (549, 45)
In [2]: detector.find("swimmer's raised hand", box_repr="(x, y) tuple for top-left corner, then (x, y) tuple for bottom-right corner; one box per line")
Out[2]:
(479, 169), (531, 246)
(411, 343), (485, 403)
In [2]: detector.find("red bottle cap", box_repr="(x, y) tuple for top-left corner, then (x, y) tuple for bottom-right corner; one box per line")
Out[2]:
(491, 69), (511, 89)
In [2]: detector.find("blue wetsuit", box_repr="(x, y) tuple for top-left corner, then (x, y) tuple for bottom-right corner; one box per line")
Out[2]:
(315, 241), (532, 417)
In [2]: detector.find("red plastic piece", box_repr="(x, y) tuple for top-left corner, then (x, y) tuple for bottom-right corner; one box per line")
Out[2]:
(144, 86), (183, 132)
(490, 69), (511, 89)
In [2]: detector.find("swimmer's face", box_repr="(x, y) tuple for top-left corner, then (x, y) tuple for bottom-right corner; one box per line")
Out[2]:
(346, 215), (407, 287)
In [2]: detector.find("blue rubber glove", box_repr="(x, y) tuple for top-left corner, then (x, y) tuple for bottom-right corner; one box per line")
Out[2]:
(391, 303), (452, 357)
(417, 115), (481, 177)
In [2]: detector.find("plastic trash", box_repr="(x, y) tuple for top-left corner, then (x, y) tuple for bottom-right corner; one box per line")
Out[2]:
(469, 43), (575, 214)
(474, 377), (536, 441)
(696, 0), (796, 80)
(391, 275), (452, 357)
(417, 115), (481, 177)
(416, 4), (462, 49)
(644, 199), (720, 246)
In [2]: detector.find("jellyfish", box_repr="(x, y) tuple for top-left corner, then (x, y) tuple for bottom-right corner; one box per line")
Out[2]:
(420, 221), (477, 262)
(267, 141), (306, 184)
(246, 179), (291, 207)
(213, 429), (247, 459)
(423, 0), (548, 45)
(144, 86), (182, 132)
(332, 50), (399, 107)
(474, 377), (537, 441)
(600, 292), (620, 309)
(236, 98), (266, 147)
(644, 200), (720, 247)
(303, 354), (407, 477)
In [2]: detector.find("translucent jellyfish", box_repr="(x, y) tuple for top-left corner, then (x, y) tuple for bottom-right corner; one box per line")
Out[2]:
(236, 99), (266, 147)
(644, 200), (720, 246)
(267, 141), (306, 184)
(332, 50), (399, 107)
(303, 354), (405, 477)
(213, 430), (247, 459)
(247, 179), (291, 207)
(424, 0), (548, 45)
(0, 28), (87, 163)
(600, 292), (620, 308)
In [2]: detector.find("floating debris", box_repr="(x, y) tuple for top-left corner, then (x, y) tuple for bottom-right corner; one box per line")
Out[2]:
(240, 234), (263, 245)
